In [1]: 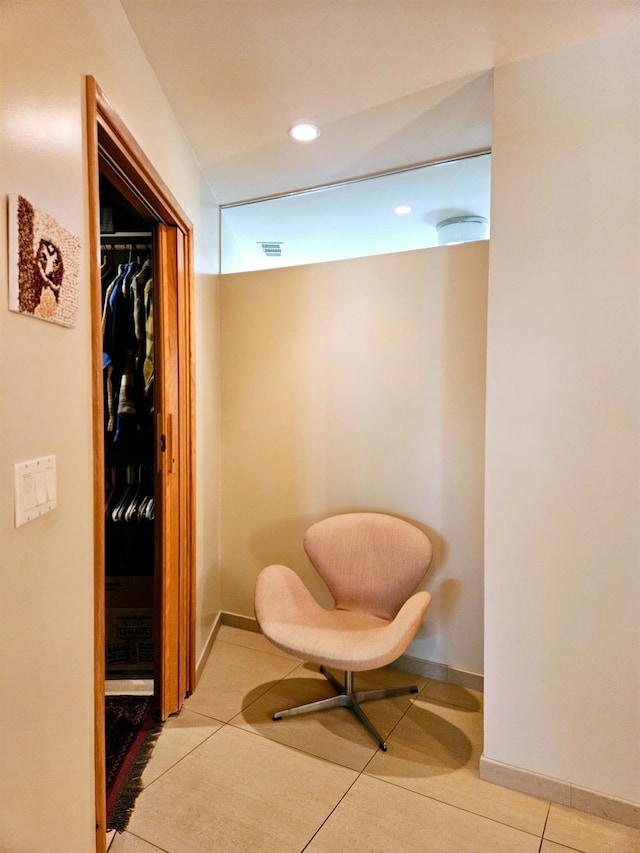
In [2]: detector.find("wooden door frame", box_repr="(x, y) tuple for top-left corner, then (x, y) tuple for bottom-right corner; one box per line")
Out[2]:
(86, 76), (196, 851)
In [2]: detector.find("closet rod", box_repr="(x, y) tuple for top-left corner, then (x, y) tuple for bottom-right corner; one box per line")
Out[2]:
(100, 231), (153, 238)
(101, 245), (152, 253)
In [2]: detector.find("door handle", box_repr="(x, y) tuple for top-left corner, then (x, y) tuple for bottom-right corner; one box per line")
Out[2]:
(166, 413), (174, 473)
(156, 413), (174, 474)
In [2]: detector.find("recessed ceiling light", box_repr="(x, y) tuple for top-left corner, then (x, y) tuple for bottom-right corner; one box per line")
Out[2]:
(394, 205), (412, 215)
(288, 123), (321, 142)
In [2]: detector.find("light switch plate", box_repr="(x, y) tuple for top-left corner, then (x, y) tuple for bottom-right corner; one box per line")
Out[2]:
(14, 455), (56, 527)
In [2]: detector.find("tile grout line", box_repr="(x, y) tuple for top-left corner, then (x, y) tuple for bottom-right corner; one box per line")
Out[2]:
(537, 803), (549, 853)
(225, 717), (376, 776)
(299, 762), (366, 852)
(360, 688), (547, 844)
(139, 724), (224, 793)
(190, 653), (304, 728)
(230, 659), (306, 717)
(216, 635), (303, 663)
(368, 682), (424, 760)
(358, 771), (547, 843)
(118, 828), (172, 853)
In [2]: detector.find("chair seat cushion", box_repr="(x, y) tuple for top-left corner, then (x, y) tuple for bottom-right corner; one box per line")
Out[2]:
(255, 564), (431, 671)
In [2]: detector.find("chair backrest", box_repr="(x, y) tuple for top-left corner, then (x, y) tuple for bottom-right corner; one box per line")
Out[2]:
(303, 512), (433, 621)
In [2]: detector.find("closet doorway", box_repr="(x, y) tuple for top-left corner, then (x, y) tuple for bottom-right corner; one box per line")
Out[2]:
(86, 77), (195, 850)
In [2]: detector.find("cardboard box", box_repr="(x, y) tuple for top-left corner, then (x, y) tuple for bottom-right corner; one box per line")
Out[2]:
(105, 606), (154, 676)
(105, 574), (154, 609)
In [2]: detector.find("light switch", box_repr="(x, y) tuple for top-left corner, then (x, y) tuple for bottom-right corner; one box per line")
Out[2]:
(14, 455), (57, 527)
(21, 472), (37, 510)
(46, 466), (56, 501)
(35, 470), (47, 505)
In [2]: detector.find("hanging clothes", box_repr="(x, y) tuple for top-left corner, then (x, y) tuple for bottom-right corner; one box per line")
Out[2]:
(100, 241), (155, 580)
(101, 252), (154, 446)
(143, 277), (154, 403)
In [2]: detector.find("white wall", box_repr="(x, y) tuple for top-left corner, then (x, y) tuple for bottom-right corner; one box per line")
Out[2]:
(220, 242), (488, 676)
(485, 31), (640, 804)
(0, 2), (220, 850)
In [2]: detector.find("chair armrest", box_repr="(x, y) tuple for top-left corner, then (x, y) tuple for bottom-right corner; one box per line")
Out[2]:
(255, 564), (326, 626)
(388, 591), (432, 649)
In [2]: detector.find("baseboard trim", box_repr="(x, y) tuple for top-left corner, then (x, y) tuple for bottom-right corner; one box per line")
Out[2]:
(393, 653), (484, 692)
(479, 756), (640, 830)
(221, 611), (262, 633)
(195, 612), (223, 683)
(195, 612), (261, 683)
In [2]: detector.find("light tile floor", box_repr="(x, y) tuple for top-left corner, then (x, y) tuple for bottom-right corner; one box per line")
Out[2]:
(109, 626), (640, 853)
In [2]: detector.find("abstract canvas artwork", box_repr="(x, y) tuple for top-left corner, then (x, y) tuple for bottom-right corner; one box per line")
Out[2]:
(8, 194), (80, 327)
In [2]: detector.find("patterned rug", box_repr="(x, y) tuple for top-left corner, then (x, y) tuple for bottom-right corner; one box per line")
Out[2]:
(105, 694), (162, 832)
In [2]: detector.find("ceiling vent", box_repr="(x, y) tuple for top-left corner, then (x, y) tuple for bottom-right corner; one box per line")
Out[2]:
(258, 242), (283, 257)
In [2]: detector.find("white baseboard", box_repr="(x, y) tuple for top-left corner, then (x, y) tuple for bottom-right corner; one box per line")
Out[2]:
(479, 755), (640, 830)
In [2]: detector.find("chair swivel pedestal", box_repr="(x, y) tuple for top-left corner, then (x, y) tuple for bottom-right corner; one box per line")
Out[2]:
(272, 666), (419, 751)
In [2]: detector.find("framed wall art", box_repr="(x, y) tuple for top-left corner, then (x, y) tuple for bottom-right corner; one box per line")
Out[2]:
(8, 194), (80, 328)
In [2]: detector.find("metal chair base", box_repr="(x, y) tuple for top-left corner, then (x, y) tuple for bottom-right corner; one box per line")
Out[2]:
(272, 666), (419, 751)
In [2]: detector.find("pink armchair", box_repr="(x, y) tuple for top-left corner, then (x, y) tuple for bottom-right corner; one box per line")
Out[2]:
(254, 512), (433, 750)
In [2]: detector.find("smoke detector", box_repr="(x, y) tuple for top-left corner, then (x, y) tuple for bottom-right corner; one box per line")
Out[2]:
(436, 216), (488, 246)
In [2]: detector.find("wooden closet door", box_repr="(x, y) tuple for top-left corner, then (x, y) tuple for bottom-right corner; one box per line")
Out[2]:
(88, 77), (196, 850)
(155, 223), (182, 718)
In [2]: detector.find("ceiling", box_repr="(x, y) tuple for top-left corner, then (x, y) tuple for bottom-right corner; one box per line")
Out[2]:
(120, 1), (638, 269)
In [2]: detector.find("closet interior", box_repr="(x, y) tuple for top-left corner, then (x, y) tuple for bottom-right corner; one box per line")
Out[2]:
(100, 173), (157, 687)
